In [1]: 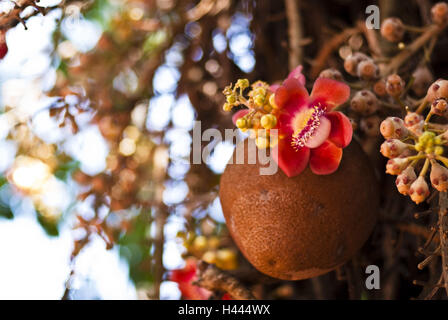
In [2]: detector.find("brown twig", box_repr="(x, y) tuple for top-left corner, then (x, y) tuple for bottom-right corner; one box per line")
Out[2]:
(284, 0), (303, 69)
(195, 261), (255, 300)
(310, 26), (360, 78)
(381, 24), (443, 76)
(438, 192), (448, 295)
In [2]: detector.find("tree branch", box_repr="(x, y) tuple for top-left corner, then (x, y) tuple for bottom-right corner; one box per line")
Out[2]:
(194, 261), (256, 300)
(284, 0), (303, 69)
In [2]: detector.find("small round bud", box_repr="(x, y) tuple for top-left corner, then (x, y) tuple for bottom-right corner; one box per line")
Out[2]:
(193, 236), (208, 251)
(255, 136), (269, 149)
(208, 236), (220, 250)
(412, 66), (434, 97)
(269, 94), (278, 109)
(260, 114), (277, 129)
(431, 98), (448, 116)
(386, 157), (409, 175)
(236, 78), (249, 89)
(254, 95), (265, 107)
(202, 251), (217, 264)
(380, 139), (409, 158)
(409, 176), (430, 204)
(386, 74), (405, 97)
(426, 79), (448, 102)
(431, 2), (448, 26)
(396, 166), (417, 195)
(373, 79), (387, 97)
(430, 161), (448, 191)
(216, 249), (238, 270)
(344, 52), (369, 76)
(380, 117), (409, 139)
(226, 94), (236, 104)
(404, 112), (424, 127)
(381, 17), (405, 42)
(435, 146), (444, 155)
(360, 115), (381, 137)
(319, 68), (344, 81)
(223, 102), (232, 111)
(350, 90), (379, 115)
(357, 59), (379, 80)
(235, 117), (248, 129)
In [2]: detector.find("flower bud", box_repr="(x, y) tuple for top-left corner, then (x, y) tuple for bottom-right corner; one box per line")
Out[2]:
(386, 74), (405, 97)
(426, 79), (448, 102)
(260, 114), (277, 129)
(431, 2), (448, 26)
(360, 115), (381, 137)
(386, 157), (409, 175)
(319, 68), (344, 81)
(396, 166), (417, 195)
(431, 98), (448, 116)
(350, 90), (379, 115)
(381, 18), (405, 42)
(380, 117), (409, 139)
(409, 176), (430, 204)
(430, 161), (448, 191)
(373, 79), (387, 97)
(357, 59), (379, 80)
(412, 66), (433, 97)
(344, 52), (369, 76)
(404, 112), (424, 127)
(381, 139), (409, 158)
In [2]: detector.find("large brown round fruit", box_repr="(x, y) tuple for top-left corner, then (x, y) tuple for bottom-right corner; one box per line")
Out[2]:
(219, 139), (378, 280)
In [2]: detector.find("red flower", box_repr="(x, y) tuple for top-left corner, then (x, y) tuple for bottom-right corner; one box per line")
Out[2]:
(273, 75), (352, 177)
(170, 258), (211, 300)
(0, 31), (7, 60)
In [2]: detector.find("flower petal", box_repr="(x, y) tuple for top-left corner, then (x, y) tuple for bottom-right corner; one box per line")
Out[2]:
(325, 111), (353, 148)
(287, 65), (306, 86)
(309, 140), (343, 175)
(310, 78), (350, 109)
(275, 78), (309, 110)
(232, 109), (249, 125)
(272, 136), (310, 177)
(304, 115), (331, 149)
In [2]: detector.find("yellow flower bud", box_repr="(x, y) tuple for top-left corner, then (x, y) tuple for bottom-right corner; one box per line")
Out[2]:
(208, 236), (220, 250)
(269, 94), (278, 108)
(435, 146), (444, 155)
(216, 249), (238, 270)
(192, 236), (208, 252)
(226, 94), (236, 104)
(202, 251), (217, 264)
(415, 143), (423, 151)
(256, 136), (269, 149)
(263, 104), (273, 113)
(236, 78), (249, 89)
(223, 103), (232, 111)
(255, 87), (266, 96)
(261, 114), (277, 129)
(235, 117), (247, 129)
(254, 95), (265, 107)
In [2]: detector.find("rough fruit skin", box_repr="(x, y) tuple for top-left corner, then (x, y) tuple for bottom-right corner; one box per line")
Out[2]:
(219, 139), (378, 280)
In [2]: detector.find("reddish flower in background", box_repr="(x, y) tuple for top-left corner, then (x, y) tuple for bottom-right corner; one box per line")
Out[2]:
(170, 258), (211, 300)
(0, 31), (8, 60)
(273, 72), (352, 177)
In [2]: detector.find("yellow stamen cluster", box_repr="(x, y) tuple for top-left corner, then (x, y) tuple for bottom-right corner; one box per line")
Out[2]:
(222, 79), (280, 149)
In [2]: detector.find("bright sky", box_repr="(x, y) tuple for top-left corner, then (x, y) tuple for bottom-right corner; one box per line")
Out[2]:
(0, 1), (252, 300)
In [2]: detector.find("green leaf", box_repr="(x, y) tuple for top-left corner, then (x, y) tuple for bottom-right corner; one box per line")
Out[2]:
(36, 213), (60, 237)
(0, 203), (13, 219)
(54, 160), (80, 181)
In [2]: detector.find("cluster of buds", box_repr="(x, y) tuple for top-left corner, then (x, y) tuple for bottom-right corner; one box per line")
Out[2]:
(222, 79), (278, 149)
(179, 232), (238, 271)
(380, 79), (448, 204)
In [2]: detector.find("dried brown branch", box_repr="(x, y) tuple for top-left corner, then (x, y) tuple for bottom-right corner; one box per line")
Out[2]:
(284, 0), (303, 69)
(195, 261), (255, 300)
(381, 24), (443, 76)
(438, 192), (448, 295)
(310, 26), (360, 79)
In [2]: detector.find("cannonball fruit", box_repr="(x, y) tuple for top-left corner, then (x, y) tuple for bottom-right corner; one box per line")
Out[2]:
(219, 139), (378, 280)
